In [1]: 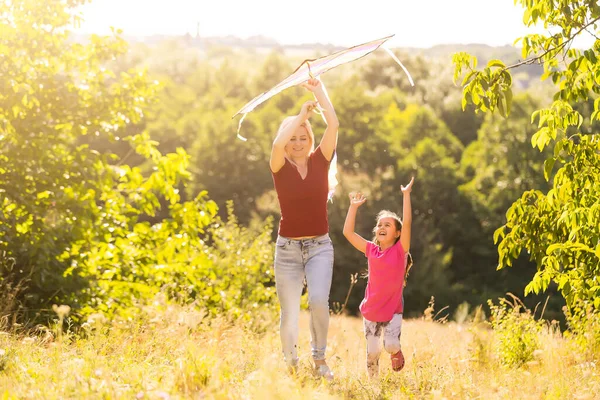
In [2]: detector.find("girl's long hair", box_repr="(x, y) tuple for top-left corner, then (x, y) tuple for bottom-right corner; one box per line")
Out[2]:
(277, 116), (338, 201)
(371, 210), (413, 287)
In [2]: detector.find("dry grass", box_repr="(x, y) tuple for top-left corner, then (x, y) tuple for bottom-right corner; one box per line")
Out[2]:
(0, 303), (599, 399)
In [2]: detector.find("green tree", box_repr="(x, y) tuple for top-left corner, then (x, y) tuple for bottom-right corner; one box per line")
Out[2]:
(0, 0), (162, 313)
(453, 0), (600, 310)
(461, 93), (551, 228)
(0, 0), (277, 321)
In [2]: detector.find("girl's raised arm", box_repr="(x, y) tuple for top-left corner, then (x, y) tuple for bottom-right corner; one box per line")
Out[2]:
(343, 192), (368, 254)
(400, 177), (414, 252)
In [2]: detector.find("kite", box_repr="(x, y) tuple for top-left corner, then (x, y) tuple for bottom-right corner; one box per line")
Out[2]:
(232, 34), (414, 140)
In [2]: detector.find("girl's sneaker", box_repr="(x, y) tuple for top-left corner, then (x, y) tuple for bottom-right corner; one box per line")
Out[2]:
(391, 349), (405, 371)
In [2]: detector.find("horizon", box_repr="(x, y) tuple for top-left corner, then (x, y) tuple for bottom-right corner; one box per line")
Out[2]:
(74, 0), (595, 50)
(75, 30), (524, 50)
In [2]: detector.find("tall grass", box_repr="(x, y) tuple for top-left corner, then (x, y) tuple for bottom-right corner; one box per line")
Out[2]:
(0, 300), (599, 399)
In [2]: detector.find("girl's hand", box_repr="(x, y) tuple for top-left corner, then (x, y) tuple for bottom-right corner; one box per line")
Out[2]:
(349, 191), (367, 207)
(301, 77), (322, 93)
(401, 177), (414, 194)
(300, 100), (318, 119)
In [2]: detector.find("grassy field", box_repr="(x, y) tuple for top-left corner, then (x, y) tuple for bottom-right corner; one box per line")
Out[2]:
(1, 302), (599, 399)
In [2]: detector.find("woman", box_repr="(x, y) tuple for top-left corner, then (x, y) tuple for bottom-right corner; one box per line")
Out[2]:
(270, 77), (338, 380)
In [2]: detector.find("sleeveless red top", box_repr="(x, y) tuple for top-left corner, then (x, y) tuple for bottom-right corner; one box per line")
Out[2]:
(271, 146), (331, 237)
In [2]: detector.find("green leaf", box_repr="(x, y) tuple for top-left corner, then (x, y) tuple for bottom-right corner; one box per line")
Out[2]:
(487, 59), (506, 68)
(541, 70), (552, 81)
(505, 88), (513, 115)
(493, 226), (505, 244)
(461, 70), (478, 86)
(553, 140), (564, 157)
(37, 191), (53, 200)
(462, 90), (472, 110)
(498, 93), (506, 117)
(543, 157), (555, 181)
(472, 90), (481, 105)
(531, 130), (541, 148)
(522, 8), (531, 25)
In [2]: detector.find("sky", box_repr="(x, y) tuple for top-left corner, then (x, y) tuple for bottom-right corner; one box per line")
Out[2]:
(76, 0), (595, 49)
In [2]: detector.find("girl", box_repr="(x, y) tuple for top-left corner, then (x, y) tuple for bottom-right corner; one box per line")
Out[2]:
(342, 177), (414, 377)
(270, 77), (339, 380)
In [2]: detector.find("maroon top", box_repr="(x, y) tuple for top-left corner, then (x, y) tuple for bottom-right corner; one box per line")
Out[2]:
(271, 146), (331, 237)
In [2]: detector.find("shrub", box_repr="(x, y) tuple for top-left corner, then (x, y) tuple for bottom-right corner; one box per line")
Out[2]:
(488, 295), (543, 367)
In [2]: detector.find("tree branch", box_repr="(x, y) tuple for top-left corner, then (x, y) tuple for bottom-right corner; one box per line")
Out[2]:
(584, 27), (600, 41)
(502, 16), (600, 72)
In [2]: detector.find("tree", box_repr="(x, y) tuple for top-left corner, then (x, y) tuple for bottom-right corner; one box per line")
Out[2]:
(460, 93), (552, 229)
(0, 0), (164, 313)
(453, 0), (600, 310)
(0, 0), (278, 321)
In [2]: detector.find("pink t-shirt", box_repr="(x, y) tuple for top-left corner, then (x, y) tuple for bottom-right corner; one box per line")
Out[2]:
(359, 240), (407, 322)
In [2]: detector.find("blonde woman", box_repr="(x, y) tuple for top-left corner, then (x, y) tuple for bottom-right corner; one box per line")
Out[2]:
(270, 77), (338, 380)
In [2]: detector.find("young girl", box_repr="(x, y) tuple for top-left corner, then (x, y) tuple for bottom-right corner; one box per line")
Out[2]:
(342, 177), (414, 378)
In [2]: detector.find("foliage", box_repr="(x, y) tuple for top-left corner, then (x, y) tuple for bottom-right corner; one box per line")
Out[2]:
(453, 1), (600, 309)
(0, 251), (21, 321)
(488, 296), (543, 367)
(497, 135), (600, 307)
(1, 0), (162, 315)
(564, 300), (600, 362)
(460, 93), (551, 226)
(0, 0), (277, 322)
(202, 201), (278, 318)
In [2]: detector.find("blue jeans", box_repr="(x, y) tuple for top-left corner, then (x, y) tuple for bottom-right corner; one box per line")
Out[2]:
(274, 233), (334, 366)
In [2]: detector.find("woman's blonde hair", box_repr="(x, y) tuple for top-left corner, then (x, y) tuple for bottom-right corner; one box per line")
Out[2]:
(277, 116), (338, 201)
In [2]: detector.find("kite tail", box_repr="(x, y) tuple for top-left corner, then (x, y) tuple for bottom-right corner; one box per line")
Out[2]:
(315, 86), (337, 202)
(327, 152), (338, 202)
(383, 46), (415, 87)
(236, 113), (248, 141)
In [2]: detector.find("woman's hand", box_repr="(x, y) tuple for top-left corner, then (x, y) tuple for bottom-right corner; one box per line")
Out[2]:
(349, 191), (367, 207)
(300, 100), (318, 119)
(302, 77), (322, 93)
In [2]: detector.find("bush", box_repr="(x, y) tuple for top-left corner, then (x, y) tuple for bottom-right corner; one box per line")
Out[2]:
(204, 202), (277, 319)
(564, 301), (600, 362)
(488, 295), (543, 367)
(69, 196), (278, 321)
